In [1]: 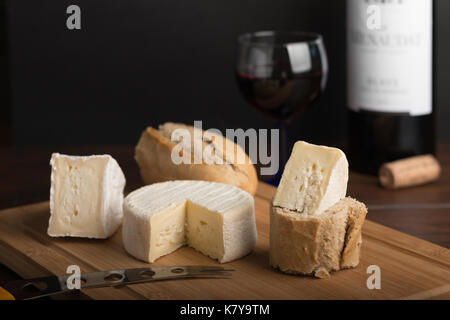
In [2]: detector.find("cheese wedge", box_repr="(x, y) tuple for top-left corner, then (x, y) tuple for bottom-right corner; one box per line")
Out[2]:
(270, 197), (367, 278)
(122, 180), (257, 263)
(273, 141), (348, 215)
(48, 153), (126, 238)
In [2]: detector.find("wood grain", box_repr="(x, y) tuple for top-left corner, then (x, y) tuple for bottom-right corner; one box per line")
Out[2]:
(0, 184), (449, 300)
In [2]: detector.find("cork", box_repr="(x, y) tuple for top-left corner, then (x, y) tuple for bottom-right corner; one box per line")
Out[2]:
(379, 155), (441, 189)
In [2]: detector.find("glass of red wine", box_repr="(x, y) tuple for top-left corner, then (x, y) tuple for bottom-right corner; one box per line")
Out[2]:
(235, 31), (328, 185)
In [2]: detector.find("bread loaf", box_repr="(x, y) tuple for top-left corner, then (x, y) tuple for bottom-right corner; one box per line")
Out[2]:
(135, 123), (258, 195)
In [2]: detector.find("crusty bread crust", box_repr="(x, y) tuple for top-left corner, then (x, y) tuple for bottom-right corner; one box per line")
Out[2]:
(135, 125), (258, 195)
(340, 199), (367, 269)
(270, 197), (367, 278)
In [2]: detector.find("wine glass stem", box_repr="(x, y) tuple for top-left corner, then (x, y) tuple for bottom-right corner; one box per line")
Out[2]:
(278, 120), (289, 180)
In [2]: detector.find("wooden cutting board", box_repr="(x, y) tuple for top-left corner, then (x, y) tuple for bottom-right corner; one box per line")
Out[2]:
(0, 183), (449, 300)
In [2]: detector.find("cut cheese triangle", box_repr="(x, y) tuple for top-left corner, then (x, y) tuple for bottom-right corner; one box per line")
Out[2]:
(273, 141), (348, 215)
(122, 180), (257, 263)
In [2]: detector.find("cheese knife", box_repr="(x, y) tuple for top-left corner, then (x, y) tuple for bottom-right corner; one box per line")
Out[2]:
(0, 266), (234, 300)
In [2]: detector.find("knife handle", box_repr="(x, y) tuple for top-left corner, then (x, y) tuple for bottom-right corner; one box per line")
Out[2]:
(0, 286), (15, 300)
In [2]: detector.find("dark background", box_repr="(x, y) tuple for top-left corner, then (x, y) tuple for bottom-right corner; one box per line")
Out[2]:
(1, 0), (449, 147)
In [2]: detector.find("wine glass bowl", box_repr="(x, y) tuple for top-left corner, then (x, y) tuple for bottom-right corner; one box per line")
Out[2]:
(236, 31), (328, 122)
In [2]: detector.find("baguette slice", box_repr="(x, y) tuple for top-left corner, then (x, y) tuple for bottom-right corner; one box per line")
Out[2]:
(270, 197), (367, 278)
(135, 123), (258, 195)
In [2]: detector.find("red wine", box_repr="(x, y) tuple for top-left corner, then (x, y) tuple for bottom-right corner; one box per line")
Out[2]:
(347, 0), (436, 174)
(236, 72), (324, 121)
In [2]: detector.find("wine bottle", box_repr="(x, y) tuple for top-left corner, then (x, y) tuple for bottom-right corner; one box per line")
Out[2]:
(347, 0), (436, 174)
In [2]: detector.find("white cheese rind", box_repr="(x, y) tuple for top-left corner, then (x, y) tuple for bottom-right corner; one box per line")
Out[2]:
(48, 153), (126, 239)
(122, 180), (257, 263)
(272, 141), (348, 215)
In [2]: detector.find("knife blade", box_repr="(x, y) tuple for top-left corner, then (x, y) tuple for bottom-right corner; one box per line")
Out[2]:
(0, 265), (234, 300)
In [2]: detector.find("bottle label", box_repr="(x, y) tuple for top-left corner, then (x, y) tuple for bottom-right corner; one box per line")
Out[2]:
(347, 0), (432, 116)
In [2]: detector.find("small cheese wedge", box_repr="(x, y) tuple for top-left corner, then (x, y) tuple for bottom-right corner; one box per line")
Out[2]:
(122, 180), (257, 263)
(273, 141), (348, 215)
(48, 153), (126, 239)
(270, 197), (367, 278)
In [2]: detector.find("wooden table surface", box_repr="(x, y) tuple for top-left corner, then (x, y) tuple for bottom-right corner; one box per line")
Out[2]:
(1, 143), (449, 285)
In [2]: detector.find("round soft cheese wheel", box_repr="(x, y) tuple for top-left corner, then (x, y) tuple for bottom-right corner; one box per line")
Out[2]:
(122, 180), (257, 263)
